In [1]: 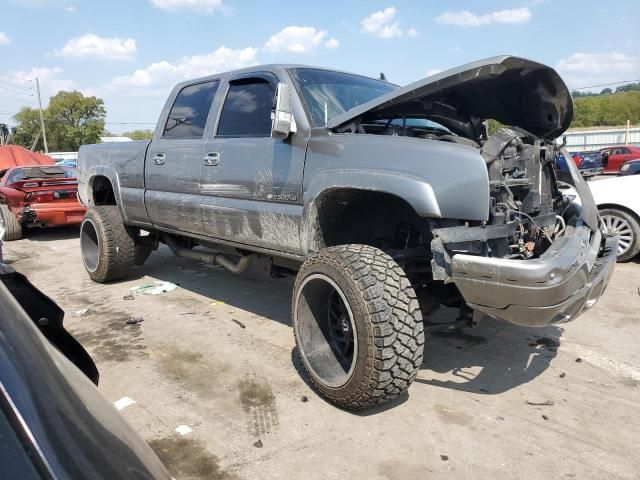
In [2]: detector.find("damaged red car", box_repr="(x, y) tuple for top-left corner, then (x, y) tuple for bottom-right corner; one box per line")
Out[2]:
(0, 165), (86, 240)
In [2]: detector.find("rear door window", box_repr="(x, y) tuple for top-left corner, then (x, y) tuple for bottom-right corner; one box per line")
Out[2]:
(163, 81), (220, 139)
(216, 80), (275, 137)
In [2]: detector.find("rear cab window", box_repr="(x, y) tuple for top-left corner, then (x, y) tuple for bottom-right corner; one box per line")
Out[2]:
(163, 80), (220, 139)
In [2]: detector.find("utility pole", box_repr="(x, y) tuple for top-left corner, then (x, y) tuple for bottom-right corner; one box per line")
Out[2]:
(35, 77), (48, 153)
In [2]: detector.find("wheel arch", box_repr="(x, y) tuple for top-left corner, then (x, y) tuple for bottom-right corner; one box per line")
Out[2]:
(301, 171), (441, 254)
(598, 203), (640, 225)
(302, 186), (435, 254)
(83, 167), (128, 222)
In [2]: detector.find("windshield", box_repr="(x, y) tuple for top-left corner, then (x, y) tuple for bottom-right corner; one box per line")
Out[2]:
(289, 68), (397, 127)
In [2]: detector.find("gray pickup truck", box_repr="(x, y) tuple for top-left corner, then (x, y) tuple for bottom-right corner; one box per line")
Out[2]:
(77, 56), (617, 410)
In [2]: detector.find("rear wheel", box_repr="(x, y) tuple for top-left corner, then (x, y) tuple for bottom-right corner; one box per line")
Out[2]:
(0, 204), (23, 241)
(80, 206), (137, 282)
(599, 208), (640, 262)
(293, 244), (424, 410)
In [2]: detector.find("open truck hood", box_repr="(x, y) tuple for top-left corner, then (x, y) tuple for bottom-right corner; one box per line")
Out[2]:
(326, 56), (573, 140)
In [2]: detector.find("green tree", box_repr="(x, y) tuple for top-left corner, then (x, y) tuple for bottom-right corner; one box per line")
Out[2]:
(45, 91), (106, 151)
(12, 107), (44, 149)
(571, 91), (640, 128)
(12, 91), (106, 151)
(122, 129), (154, 140)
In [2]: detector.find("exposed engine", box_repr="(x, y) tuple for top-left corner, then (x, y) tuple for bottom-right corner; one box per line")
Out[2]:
(351, 117), (567, 262)
(480, 127), (563, 259)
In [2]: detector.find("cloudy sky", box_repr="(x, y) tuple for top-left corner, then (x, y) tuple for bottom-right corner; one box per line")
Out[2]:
(1, 0), (639, 133)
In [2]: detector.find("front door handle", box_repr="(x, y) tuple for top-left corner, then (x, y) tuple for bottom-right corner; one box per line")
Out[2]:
(203, 152), (220, 166)
(153, 153), (166, 165)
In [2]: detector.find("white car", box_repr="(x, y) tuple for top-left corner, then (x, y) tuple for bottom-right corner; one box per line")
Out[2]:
(588, 176), (640, 262)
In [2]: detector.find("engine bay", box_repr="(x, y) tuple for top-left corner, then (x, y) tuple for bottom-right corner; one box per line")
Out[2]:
(339, 113), (572, 265)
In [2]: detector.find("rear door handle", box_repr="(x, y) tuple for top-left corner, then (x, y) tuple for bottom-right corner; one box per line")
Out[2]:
(203, 152), (220, 166)
(153, 153), (166, 165)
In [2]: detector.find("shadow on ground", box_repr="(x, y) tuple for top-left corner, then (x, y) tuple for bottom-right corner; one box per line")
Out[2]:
(419, 307), (563, 395)
(21, 225), (80, 242)
(141, 246), (293, 327)
(120, 246), (563, 399)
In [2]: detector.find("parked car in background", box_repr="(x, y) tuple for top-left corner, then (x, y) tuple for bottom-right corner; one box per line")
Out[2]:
(555, 151), (602, 179)
(589, 176), (640, 262)
(0, 144), (54, 170)
(0, 264), (170, 479)
(600, 145), (640, 173)
(0, 165), (85, 240)
(619, 159), (640, 176)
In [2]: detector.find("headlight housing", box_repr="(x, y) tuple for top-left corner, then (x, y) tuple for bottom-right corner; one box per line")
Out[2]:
(620, 163), (630, 172)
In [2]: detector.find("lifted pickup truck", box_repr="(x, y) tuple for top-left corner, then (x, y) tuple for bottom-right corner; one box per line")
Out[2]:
(77, 56), (617, 410)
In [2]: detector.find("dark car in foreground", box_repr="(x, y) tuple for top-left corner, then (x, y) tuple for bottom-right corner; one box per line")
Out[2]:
(619, 159), (640, 176)
(0, 264), (170, 479)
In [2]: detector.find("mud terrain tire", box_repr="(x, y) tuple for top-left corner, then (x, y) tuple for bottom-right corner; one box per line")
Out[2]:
(80, 206), (136, 283)
(293, 244), (424, 410)
(0, 204), (23, 241)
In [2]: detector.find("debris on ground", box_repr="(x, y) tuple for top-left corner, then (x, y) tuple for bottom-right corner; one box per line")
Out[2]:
(123, 294), (135, 301)
(113, 397), (136, 410)
(74, 308), (89, 316)
(559, 372), (566, 378)
(210, 300), (225, 306)
(174, 425), (192, 436)
(126, 317), (144, 325)
(526, 399), (555, 406)
(542, 415), (549, 421)
(440, 455), (449, 461)
(575, 357), (583, 363)
(536, 337), (560, 348)
(231, 319), (246, 329)
(130, 281), (177, 296)
(301, 396), (309, 403)
(253, 440), (263, 448)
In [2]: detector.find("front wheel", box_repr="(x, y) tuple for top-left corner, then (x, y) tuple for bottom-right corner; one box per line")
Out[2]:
(292, 244), (424, 410)
(599, 208), (640, 262)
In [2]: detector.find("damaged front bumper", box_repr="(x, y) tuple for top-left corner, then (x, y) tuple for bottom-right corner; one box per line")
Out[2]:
(448, 227), (617, 326)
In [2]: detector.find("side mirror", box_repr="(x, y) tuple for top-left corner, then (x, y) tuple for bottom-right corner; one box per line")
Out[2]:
(271, 83), (297, 138)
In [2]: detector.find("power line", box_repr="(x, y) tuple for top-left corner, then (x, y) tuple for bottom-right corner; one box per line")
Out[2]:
(0, 78), (33, 91)
(0, 84), (35, 97)
(0, 73), (33, 84)
(571, 79), (640, 90)
(0, 95), (36, 106)
(0, 86), (35, 100)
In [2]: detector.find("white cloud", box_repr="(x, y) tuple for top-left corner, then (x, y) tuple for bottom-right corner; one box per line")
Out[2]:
(264, 26), (338, 54)
(53, 34), (136, 60)
(108, 46), (258, 93)
(0, 32), (10, 45)
(149, 0), (224, 14)
(436, 8), (531, 27)
(324, 38), (339, 49)
(361, 7), (403, 38)
(65, 4), (76, 13)
(360, 7), (418, 39)
(556, 52), (640, 90)
(5, 67), (76, 104)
